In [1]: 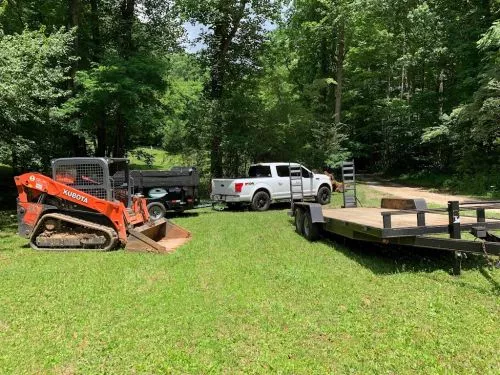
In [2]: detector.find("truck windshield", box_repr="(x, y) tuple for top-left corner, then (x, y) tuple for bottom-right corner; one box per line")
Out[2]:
(248, 165), (272, 177)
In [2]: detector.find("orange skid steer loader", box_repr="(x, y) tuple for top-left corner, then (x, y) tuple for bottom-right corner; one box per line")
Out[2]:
(14, 157), (191, 252)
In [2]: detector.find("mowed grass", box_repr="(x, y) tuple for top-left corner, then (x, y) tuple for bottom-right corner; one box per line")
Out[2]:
(128, 148), (186, 170)
(0, 187), (499, 373)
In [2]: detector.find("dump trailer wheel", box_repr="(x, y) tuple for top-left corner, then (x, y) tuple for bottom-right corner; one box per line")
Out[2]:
(316, 186), (331, 205)
(251, 191), (271, 211)
(147, 202), (166, 220)
(303, 211), (320, 241)
(295, 208), (305, 234)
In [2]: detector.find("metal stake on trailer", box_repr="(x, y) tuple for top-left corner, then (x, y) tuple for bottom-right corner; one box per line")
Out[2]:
(448, 200), (463, 275)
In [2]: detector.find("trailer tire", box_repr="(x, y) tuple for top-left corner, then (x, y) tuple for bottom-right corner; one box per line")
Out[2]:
(251, 191), (271, 211)
(147, 202), (166, 220)
(303, 211), (320, 241)
(316, 185), (331, 205)
(295, 208), (305, 234)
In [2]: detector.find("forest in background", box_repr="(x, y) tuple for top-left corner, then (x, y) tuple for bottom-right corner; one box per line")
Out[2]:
(0, 0), (498, 195)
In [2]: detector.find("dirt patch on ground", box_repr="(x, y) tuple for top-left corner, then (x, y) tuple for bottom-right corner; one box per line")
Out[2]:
(362, 181), (478, 206)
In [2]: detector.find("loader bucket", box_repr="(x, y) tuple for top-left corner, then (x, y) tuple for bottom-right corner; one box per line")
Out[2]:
(126, 218), (191, 253)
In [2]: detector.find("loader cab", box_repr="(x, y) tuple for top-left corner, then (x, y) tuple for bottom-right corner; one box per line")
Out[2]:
(52, 157), (133, 207)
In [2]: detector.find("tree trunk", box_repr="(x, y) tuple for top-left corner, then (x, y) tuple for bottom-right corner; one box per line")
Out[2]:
(68, 0), (79, 44)
(11, 149), (19, 174)
(70, 134), (87, 156)
(209, 25), (225, 178)
(400, 31), (407, 100)
(120, 0), (135, 57)
(211, 132), (223, 177)
(90, 0), (101, 61)
(334, 22), (345, 124)
(89, 0), (105, 156)
(109, 0), (135, 158)
(96, 113), (107, 156)
(114, 113), (126, 158)
(438, 69), (445, 115)
(208, 0), (247, 178)
(68, 0), (79, 85)
(67, 0), (89, 156)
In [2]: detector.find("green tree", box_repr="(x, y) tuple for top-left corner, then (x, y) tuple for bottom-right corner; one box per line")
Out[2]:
(0, 27), (76, 171)
(180, 0), (282, 177)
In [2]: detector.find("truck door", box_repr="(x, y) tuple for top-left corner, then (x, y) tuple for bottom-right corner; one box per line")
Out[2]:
(301, 167), (314, 197)
(274, 164), (292, 199)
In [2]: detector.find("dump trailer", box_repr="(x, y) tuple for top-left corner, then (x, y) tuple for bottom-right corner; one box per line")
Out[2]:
(14, 157), (191, 252)
(113, 167), (200, 219)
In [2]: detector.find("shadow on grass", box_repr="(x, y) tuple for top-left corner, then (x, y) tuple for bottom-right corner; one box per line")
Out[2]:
(0, 210), (17, 233)
(217, 202), (300, 212)
(301, 225), (500, 293)
(164, 211), (200, 219)
(0, 165), (16, 211)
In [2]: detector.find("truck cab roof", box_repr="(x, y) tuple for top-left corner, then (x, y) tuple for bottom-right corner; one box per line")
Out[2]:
(251, 162), (303, 167)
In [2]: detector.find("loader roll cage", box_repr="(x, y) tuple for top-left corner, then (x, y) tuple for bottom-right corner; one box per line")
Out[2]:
(52, 157), (133, 207)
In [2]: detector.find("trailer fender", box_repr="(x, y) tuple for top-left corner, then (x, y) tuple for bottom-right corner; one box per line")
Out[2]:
(294, 202), (325, 223)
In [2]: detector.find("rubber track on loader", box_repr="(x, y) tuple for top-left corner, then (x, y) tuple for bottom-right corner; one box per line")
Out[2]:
(31, 212), (119, 251)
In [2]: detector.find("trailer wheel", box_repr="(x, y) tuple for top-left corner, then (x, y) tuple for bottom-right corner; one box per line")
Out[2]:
(295, 208), (305, 234)
(303, 211), (320, 241)
(251, 191), (271, 211)
(147, 202), (166, 220)
(316, 186), (331, 205)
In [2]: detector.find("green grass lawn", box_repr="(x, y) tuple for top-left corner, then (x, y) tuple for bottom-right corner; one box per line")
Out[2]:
(0, 186), (499, 373)
(128, 147), (187, 170)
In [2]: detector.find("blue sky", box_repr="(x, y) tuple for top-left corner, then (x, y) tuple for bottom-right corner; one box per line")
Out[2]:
(183, 22), (206, 53)
(182, 20), (278, 53)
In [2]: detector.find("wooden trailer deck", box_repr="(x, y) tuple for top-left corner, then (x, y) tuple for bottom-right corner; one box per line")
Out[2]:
(322, 207), (499, 230)
(320, 206), (500, 240)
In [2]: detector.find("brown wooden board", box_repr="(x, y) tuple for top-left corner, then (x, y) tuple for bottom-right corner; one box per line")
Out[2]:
(322, 207), (499, 230)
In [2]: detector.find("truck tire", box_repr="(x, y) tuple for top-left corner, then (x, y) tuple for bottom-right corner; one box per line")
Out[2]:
(316, 186), (331, 205)
(251, 191), (271, 211)
(147, 202), (166, 220)
(295, 208), (304, 234)
(303, 211), (320, 241)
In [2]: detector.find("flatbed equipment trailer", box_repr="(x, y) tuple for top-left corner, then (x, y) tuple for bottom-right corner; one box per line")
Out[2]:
(291, 198), (500, 275)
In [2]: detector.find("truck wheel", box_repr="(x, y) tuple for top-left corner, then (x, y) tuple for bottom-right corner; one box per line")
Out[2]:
(295, 208), (304, 234)
(303, 211), (320, 241)
(316, 186), (331, 205)
(147, 202), (166, 220)
(251, 191), (271, 211)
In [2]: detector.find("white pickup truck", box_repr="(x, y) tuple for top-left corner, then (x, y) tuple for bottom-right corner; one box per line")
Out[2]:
(211, 162), (332, 211)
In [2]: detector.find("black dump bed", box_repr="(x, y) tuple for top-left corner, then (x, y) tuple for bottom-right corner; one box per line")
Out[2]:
(129, 167), (199, 188)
